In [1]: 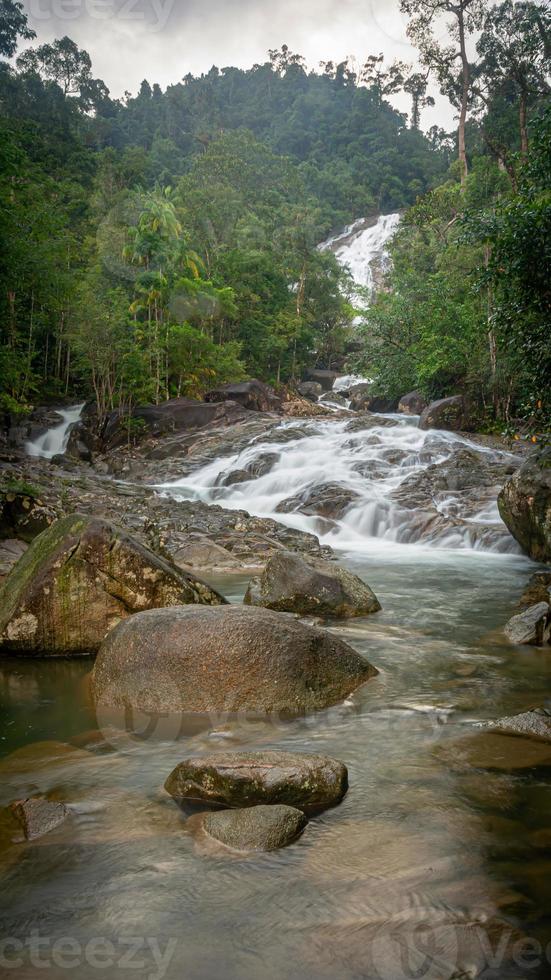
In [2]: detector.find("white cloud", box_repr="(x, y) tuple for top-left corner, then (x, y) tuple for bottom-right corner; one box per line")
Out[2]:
(22, 0), (456, 127)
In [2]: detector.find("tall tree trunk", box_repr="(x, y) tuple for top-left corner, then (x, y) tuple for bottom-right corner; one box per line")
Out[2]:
(519, 91), (529, 156)
(458, 10), (470, 189)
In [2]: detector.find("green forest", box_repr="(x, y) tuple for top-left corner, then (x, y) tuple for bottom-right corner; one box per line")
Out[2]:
(1, 0), (549, 431)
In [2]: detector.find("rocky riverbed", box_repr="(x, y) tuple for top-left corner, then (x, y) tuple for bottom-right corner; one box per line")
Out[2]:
(0, 384), (550, 980)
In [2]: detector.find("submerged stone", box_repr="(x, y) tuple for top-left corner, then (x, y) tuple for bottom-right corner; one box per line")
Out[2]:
(196, 804), (307, 852)
(10, 798), (69, 840)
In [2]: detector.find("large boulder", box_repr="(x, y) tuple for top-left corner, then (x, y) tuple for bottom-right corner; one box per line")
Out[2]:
(306, 369), (338, 392)
(349, 390), (397, 413)
(419, 395), (470, 431)
(0, 515), (225, 656)
(498, 448), (551, 562)
(504, 603), (550, 646)
(102, 398), (248, 450)
(398, 391), (427, 416)
(92, 604), (378, 715)
(319, 392), (348, 408)
(165, 751), (348, 812)
(297, 382), (323, 402)
(244, 551), (381, 618)
(193, 805), (307, 852)
(204, 380), (281, 413)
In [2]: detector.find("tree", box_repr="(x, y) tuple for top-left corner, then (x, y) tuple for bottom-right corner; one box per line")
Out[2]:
(476, 1), (550, 156)
(0, 0), (34, 58)
(404, 69), (435, 129)
(360, 55), (406, 106)
(16, 36), (110, 111)
(401, 0), (485, 187)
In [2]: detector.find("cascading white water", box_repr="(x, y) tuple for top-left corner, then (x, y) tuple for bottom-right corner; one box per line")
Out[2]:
(25, 404), (85, 459)
(321, 212), (401, 299)
(159, 415), (520, 556)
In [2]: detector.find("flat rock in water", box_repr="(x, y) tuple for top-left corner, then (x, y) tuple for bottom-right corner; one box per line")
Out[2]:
(165, 751), (348, 812)
(437, 732), (551, 772)
(244, 551), (381, 618)
(92, 604), (377, 716)
(0, 514), (225, 656)
(196, 805), (307, 851)
(10, 798), (69, 840)
(504, 602), (550, 645)
(479, 708), (551, 742)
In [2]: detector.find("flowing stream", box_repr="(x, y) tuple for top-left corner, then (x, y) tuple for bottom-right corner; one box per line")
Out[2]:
(0, 218), (549, 978)
(25, 404), (85, 459)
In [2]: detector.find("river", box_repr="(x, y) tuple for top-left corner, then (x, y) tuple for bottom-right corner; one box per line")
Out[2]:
(0, 217), (549, 979)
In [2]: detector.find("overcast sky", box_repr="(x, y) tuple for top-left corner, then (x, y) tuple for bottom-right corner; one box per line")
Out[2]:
(22, 0), (456, 128)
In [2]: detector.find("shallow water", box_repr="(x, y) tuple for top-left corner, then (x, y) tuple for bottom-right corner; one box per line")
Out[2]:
(1, 413), (550, 979)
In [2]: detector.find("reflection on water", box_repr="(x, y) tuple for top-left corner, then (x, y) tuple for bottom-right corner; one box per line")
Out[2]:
(0, 545), (549, 979)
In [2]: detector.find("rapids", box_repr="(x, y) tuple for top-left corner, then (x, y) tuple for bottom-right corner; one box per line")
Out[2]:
(158, 414), (520, 556)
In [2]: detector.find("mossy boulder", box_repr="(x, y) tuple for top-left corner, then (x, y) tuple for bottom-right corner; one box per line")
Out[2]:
(165, 751), (348, 813)
(92, 605), (377, 715)
(498, 449), (551, 561)
(0, 514), (226, 657)
(244, 551), (381, 618)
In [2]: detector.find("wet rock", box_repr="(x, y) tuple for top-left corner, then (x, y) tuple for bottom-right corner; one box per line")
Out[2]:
(345, 414), (398, 432)
(204, 380), (281, 413)
(504, 602), (550, 646)
(398, 390), (427, 415)
(306, 369), (338, 392)
(165, 751), (348, 812)
(244, 551), (381, 618)
(0, 489), (56, 543)
(498, 448), (551, 561)
(10, 797), (69, 840)
(419, 395), (471, 431)
(319, 392), (347, 407)
(297, 382), (322, 402)
(0, 514), (225, 656)
(174, 535), (244, 570)
(195, 804), (307, 852)
(479, 708), (551, 742)
(92, 604), (377, 715)
(518, 571), (551, 609)
(276, 483), (360, 519)
(216, 452), (280, 487)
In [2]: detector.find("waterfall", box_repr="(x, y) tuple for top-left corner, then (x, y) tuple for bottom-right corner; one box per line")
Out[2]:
(26, 404), (85, 460)
(321, 212), (401, 300)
